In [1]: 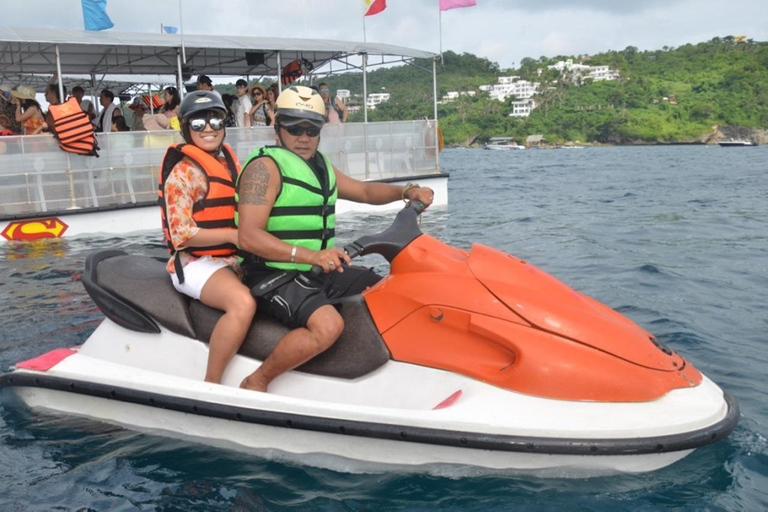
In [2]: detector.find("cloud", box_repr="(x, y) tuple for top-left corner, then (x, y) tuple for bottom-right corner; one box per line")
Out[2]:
(2, 0), (766, 73)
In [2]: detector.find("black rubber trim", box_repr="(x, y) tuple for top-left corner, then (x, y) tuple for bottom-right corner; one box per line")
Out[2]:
(0, 201), (158, 222)
(0, 372), (739, 457)
(369, 171), (449, 184)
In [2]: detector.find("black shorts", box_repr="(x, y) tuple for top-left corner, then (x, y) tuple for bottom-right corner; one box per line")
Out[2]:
(245, 266), (382, 328)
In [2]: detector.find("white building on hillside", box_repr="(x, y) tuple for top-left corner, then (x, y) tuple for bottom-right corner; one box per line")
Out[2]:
(336, 89), (351, 101)
(441, 90), (477, 103)
(548, 59), (620, 83)
(366, 92), (391, 109)
(509, 99), (535, 117)
(482, 76), (539, 102)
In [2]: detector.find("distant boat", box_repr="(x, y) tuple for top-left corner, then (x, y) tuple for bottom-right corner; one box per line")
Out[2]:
(718, 139), (756, 147)
(484, 138), (525, 150)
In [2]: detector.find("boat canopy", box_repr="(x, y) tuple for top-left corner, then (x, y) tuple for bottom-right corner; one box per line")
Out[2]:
(0, 26), (436, 78)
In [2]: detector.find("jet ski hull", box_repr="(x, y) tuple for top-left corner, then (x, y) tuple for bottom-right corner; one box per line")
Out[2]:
(1, 320), (738, 476)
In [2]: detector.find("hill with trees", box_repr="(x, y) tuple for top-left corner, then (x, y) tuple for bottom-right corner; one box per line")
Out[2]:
(315, 38), (768, 145)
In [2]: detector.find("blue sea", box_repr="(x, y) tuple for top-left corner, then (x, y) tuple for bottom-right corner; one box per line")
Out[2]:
(1, 146), (766, 511)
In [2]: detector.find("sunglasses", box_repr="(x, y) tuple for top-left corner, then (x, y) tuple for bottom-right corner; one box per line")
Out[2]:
(189, 115), (225, 132)
(283, 124), (321, 137)
(319, 88), (329, 93)
(253, 91), (263, 96)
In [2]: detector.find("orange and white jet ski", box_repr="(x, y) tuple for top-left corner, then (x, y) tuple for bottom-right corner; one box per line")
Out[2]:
(0, 203), (738, 475)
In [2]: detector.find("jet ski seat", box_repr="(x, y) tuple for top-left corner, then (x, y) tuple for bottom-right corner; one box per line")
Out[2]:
(83, 250), (391, 379)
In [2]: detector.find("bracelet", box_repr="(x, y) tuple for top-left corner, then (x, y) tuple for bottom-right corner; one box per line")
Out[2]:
(401, 182), (419, 202)
(290, 245), (297, 263)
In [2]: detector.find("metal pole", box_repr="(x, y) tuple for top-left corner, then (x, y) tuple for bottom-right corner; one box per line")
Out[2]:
(91, 74), (99, 115)
(179, 0), (186, 64)
(362, 52), (369, 179)
(276, 53), (283, 93)
(176, 49), (183, 94)
(148, 83), (154, 114)
(54, 45), (64, 102)
(363, 53), (369, 124)
(439, 10), (444, 65)
(433, 57), (440, 170)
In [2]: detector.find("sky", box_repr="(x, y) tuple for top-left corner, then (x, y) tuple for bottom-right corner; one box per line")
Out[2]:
(4, 0), (767, 70)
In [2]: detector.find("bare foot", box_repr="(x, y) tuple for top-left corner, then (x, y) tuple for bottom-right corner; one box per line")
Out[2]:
(240, 373), (269, 392)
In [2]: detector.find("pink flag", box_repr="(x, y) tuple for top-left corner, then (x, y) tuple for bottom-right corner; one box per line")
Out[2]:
(439, 0), (476, 11)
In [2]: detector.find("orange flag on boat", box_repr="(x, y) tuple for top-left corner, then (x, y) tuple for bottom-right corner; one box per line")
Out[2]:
(363, 0), (386, 16)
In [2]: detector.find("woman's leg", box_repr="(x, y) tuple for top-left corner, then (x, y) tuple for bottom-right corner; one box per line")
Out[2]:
(199, 267), (257, 384)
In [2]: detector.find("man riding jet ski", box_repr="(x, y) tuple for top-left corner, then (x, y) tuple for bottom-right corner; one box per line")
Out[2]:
(235, 85), (434, 392)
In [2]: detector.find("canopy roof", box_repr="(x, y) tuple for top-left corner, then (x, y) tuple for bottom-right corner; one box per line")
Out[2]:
(0, 27), (436, 78)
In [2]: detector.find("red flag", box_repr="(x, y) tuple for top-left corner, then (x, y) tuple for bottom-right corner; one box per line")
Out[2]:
(363, 0), (386, 16)
(439, 0), (476, 11)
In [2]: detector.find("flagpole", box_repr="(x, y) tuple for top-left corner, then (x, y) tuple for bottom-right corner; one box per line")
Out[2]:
(439, 9), (444, 66)
(362, 15), (367, 43)
(179, 0), (186, 64)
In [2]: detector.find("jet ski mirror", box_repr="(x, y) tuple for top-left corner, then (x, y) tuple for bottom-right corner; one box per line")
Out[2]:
(310, 201), (426, 276)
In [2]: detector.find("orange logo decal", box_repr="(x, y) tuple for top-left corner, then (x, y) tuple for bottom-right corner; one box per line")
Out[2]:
(1, 218), (69, 241)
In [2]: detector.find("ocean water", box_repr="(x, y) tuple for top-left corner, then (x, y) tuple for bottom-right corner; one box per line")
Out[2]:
(1, 146), (767, 511)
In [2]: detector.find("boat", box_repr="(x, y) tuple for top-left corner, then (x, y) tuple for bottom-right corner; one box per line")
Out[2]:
(0, 27), (448, 243)
(0, 202), (739, 475)
(484, 137), (525, 151)
(718, 139), (756, 147)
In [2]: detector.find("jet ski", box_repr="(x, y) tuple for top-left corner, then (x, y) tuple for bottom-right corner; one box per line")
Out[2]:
(0, 202), (738, 475)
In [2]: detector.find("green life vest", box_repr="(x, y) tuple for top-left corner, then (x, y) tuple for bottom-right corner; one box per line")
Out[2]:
(237, 146), (337, 271)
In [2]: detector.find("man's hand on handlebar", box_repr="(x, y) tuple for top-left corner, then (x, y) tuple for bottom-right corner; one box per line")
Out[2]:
(309, 247), (353, 274)
(405, 186), (435, 208)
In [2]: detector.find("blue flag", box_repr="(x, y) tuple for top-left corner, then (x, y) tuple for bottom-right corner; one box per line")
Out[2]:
(82, 0), (114, 31)
(162, 25), (179, 35)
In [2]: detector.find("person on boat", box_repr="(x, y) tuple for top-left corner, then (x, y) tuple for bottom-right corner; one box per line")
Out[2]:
(318, 83), (347, 124)
(236, 85), (434, 393)
(234, 79), (252, 128)
(265, 83), (279, 118)
(43, 83), (67, 133)
(72, 86), (96, 121)
(0, 82), (22, 135)
(196, 74), (214, 92)
(161, 86), (181, 130)
(94, 89), (120, 133)
(128, 97), (147, 131)
(221, 94), (237, 128)
(246, 84), (273, 127)
(158, 90), (257, 384)
(11, 86), (45, 135)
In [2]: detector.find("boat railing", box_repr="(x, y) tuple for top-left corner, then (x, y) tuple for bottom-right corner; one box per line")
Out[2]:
(0, 120), (439, 218)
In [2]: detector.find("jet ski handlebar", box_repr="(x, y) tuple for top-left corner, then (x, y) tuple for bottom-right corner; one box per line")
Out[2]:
(310, 200), (426, 277)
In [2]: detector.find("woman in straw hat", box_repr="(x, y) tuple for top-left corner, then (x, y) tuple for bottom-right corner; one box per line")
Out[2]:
(11, 86), (45, 135)
(246, 84), (273, 127)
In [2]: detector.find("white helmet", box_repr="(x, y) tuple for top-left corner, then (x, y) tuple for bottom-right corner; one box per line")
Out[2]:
(275, 85), (326, 127)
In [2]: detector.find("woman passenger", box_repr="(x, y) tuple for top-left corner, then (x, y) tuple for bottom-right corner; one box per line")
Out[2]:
(161, 86), (181, 130)
(159, 90), (256, 384)
(247, 84), (272, 127)
(11, 86), (45, 135)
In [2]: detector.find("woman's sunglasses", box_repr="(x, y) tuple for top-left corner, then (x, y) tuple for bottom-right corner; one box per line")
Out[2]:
(189, 115), (225, 132)
(283, 124), (321, 137)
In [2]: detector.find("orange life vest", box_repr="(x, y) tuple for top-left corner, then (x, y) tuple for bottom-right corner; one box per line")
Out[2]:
(48, 97), (99, 156)
(281, 58), (313, 85)
(158, 143), (241, 281)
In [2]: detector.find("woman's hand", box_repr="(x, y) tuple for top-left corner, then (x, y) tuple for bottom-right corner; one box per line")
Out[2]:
(308, 247), (352, 273)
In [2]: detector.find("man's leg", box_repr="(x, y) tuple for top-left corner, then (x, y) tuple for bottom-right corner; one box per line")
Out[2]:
(241, 305), (344, 392)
